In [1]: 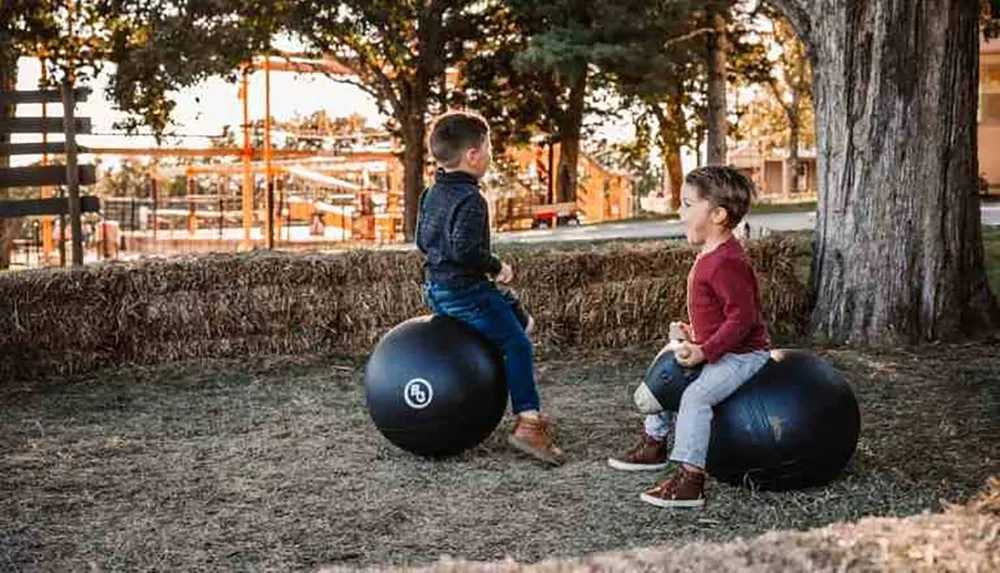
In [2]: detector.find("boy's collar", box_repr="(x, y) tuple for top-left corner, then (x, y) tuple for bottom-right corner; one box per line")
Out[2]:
(700, 232), (735, 255)
(435, 167), (480, 184)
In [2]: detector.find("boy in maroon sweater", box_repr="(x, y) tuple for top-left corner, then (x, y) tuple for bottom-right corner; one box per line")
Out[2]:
(608, 166), (770, 508)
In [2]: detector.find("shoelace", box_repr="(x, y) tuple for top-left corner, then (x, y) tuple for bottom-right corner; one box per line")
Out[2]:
(522, 417), (558, 446)
(649, 469), (698, 495)
(630, 434), (661, 455)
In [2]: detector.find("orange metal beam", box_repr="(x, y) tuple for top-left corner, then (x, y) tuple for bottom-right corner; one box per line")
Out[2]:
(255, 59), (354, 75)
(86, 147), (316, 158)
(241, 68), (252, 249)
(264, 55), (274, 249)
(244, 52), (354, 76)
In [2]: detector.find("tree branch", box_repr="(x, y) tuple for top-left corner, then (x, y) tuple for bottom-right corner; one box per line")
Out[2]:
(318, 70), (383, 106)
(765, 75), (796, 120)
(765, 0), (815, 49)
(329, 32), (403, 114)
(663, 27), (715, 48)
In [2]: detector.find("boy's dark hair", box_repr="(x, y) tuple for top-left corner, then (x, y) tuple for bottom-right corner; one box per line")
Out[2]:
(685, 166), (757, 229)
(428, 111), (489, 168)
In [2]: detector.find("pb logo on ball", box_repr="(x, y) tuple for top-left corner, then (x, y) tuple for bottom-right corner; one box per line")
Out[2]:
(403, 378), (433, 409)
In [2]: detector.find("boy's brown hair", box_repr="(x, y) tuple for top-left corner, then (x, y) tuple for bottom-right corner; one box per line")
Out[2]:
(428, 111), (489, 169)
(685, 166), (757, 229)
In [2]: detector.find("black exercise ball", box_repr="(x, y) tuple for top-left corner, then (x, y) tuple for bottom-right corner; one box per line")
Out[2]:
(642, 349), (860, 491)
(364, 315), (508, 457)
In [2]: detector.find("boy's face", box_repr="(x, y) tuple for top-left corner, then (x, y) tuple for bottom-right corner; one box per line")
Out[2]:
(679, 182), (728, 246)
(463, 137), (492, 178)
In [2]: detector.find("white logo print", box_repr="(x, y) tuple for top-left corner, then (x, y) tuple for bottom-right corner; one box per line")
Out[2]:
(403, 378), (433, 409)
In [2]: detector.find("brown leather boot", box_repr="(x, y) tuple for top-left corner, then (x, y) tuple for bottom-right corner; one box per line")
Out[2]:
(507, 414), (564, 466)
(640, 465), (706, 508)
(607, 433), (670, 471)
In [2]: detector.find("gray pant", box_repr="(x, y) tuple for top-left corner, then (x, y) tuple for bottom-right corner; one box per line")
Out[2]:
(642, 350), (770, 468)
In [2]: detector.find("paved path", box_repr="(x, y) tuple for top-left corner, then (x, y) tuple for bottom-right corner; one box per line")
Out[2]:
(496, 205), (1000, 244)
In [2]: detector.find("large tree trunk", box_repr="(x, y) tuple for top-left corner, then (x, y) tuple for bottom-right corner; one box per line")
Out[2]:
(0, 218), (23, 268)
(401, 6), (443, 242)
(0, 37), (14, 170)
(0, 44), (19, 269)
(653, 90), (687, 212)
(556, 70), (587, 204)
(665, 148), (684, 212)
(786, 105), (800, 197)
(777, 0), (999, 344)
(401, 104), (427, 242)
(61, 81), (85, 267)
(399, 58), (430, 241)
(705, 9), (728, 165)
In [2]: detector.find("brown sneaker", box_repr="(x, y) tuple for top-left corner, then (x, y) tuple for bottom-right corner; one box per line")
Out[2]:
(607, 434), (670, 471)
(507, 414), (564, 466)
(639, 466), (706, 508)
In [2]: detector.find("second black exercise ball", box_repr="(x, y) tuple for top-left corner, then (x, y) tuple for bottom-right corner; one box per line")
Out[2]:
(642, 349), (861, 491)
(364, 315), (508, 457)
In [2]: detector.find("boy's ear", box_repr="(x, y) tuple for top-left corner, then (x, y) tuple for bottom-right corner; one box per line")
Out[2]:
(465, 146), (479, 164)
(711, 205), (729, 227)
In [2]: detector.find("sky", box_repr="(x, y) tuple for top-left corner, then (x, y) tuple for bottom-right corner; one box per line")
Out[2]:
(10, 56), (388, 168)
(11, 55), (693, 174)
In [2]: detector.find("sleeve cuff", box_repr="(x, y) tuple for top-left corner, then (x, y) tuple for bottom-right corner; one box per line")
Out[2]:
(487, 254), (503, 275)
(700, 342), (724, 364)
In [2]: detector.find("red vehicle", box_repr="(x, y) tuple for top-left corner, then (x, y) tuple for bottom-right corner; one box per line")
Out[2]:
(530, 201), (580, 229)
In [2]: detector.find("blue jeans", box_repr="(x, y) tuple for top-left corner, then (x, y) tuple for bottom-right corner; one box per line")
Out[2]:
(423, 281), (540, 414)
(643, 350), (770, 468)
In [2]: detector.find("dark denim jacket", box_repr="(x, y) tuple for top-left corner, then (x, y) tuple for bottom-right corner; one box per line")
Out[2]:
(416, 169), (502, 288)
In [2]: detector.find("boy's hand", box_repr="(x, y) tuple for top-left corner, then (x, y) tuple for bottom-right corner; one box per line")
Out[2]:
(494, 262), (514, 284)
(669, 321), (694, 342)
(675, 342), (705, 367)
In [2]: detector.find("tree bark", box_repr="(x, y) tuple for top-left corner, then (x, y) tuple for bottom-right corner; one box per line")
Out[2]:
(0, 40), (13, 170)
(694, 128), (704, 167)
(61, 81), (84, 267)
(786, 99), (800, 197)
(0, 217), (22, 269)
(654, 87), (688, 212)
(0, 43), (19, 269)
(705, 9), (728, 165)
(400, 97), (427, 242)
(400, 5), (444, 242)
(556, 69), (587, 204)
(803, 0), (998, 344)
(780, 41), (810, 198)
(665, 148), (684, 212)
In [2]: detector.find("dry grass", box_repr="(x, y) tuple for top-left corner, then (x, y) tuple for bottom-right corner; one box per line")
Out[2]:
(1, 341), (997, 572)
(355, 486), (1000, 572)
(2, 232), (998, 571)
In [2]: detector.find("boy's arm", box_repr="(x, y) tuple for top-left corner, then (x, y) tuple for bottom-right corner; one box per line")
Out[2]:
(450, 194), (503, 275)
(415, 187), (429, 254)
(699, 259), (758, 363)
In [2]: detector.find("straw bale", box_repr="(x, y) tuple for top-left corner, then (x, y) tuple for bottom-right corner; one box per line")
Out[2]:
(0, 237), (807, 381)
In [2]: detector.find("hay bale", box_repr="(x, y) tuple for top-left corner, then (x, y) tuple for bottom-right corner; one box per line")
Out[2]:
(0, 237), (808, 381)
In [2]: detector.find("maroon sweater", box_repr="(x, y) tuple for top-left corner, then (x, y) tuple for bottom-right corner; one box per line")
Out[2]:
(687, 237), (770, 363)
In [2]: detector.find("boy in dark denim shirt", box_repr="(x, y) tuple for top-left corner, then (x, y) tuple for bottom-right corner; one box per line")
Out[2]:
(416, 111), (563, 465)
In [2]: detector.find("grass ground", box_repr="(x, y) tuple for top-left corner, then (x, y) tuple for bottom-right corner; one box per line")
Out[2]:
(1, 229), (998, 571)
(984, 226), (1000, 294)
(1, 342), (997, 571)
